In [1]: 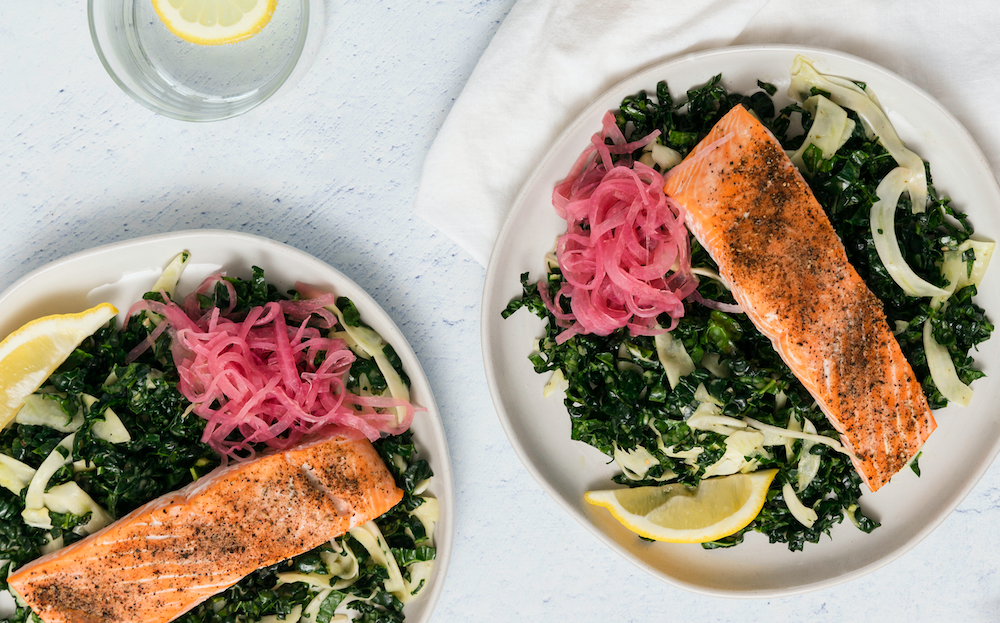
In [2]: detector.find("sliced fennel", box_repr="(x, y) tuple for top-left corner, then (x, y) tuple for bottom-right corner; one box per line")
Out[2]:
(326, 303), (410, 426)
(150, 251), (190, 298)
(702, 429), (766, 478)
(614, 444), (675, 481)
(870, 167), (949, 297)
(81, 394), (131, 444)
(789, 55), (928, 212)
(42, 481), (113, 536)
(783, 411), (801, 464)
(15, 393), (131, 443)
(654, 330), (695, 389)
(933, 239), (996, 309)
(348, 521), (406, 601)
(796, 418), (821, 492)
(782, 482), (818, 528)
(923, 319), (974, 406)
(920, 238), (993, 406)
(0, 454), (36, 495)
(543, 368), (568, 397)
(411, 496), (440, 542)
(788, 94), (855, 172)
(639, 141), (683, 170)
(15, 394), (83, 432)
(22, 433), (75, 530)
(742, 416), (853, 458)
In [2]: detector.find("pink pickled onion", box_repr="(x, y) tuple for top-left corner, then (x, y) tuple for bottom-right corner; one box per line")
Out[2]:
(545, 111), (698, 343)
(125, 278), (415, 462)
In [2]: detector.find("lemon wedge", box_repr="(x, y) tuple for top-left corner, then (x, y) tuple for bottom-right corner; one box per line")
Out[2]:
(151, 0), (278, 46)
(584, 469), (778, 543)
(0, 303), (118, 430)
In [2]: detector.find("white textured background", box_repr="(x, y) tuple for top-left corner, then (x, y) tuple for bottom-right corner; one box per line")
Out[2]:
(2, 1), (999, 621)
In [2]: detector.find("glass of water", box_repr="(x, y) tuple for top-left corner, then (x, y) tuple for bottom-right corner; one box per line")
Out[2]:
(88, 0), (324, 121)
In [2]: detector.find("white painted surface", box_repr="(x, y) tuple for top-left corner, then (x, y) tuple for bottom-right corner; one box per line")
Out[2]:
(2, 1), (999, 622)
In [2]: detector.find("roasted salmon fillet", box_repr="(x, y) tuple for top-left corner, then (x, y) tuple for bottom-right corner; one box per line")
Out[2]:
(8, 436), (403, 623)
(663, 104), (935, 492)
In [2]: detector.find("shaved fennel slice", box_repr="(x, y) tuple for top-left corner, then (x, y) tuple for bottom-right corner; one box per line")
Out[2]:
(614, 444), (674, 481)
(42, 481), (113, 536)
(870, 167), (950, 297)
(654, 331), (695, 389)
(788, 94), (856, 172)
(783, 412), (801, 463)
(348, 521), (407, 601)
(797, 419), (821, 492)
(789, 55), (928, 212)
(923, 318), (973, 406)
(22, 434), (75, 529)
(81, 394), (131, 444)
(701, 429), (765, 478)
(782, 482), (818, 528)
(15, 394), (83, 433)
(0, 454), (35, 495)
(326, 304), (411, 426)
(150, 251), (190, 298)
(933, 239), (996, 309)
(543, 368), (568, 397)
(302, 590), (332, 622)
(742, 416), (853, 458)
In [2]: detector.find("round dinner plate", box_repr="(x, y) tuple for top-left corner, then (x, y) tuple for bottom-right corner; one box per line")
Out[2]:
(0, 230), (453, 622)
(481, 44), (1000, 596)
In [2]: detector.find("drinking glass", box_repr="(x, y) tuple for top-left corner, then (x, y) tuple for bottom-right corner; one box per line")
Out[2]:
(89, 0), (324, 121)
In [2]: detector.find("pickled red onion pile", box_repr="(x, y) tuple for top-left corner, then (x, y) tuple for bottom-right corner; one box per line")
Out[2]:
(544, 112), (697, 343)
(127, 276), (414, 461)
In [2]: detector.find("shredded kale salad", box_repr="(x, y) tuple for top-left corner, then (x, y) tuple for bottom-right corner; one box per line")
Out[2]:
(503, 74), (993, 551)
(1, 268), (437, 623)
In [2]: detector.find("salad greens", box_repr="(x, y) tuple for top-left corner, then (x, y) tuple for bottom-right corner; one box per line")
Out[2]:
(1, 268), (436, 623)
(503, 75), (992, 550)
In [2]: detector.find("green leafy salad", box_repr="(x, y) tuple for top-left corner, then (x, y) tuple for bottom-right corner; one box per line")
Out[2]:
(0, 265), (438, 623)
(503, 59), (993, 550)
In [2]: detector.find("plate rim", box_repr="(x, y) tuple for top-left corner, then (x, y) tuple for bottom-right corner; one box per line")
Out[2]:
(480, 43), (1000, 597)
(0, 229), (455, 621)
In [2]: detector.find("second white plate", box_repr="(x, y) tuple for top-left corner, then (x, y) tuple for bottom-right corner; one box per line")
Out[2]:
(0, 230), (454, 621)
(481, 45), (1000, 596)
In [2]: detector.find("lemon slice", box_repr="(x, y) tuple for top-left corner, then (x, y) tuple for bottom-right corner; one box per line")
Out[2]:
(0, 303), (118, 430)
(584, 469), (778, 543)
(151, 0), (278, 46)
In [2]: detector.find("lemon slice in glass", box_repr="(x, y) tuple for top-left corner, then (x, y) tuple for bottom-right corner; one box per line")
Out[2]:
(0, 303), (118, 430)
(584, 469), (778, 543)
(151, 0), (279, 46)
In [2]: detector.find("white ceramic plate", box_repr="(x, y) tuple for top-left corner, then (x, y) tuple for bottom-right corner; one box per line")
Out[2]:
(0, 230), (453, 621)
(481, 44), (1000, 596)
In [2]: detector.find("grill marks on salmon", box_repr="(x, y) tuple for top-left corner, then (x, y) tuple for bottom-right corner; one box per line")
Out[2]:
(8, 436), (403, 623)
(663, 105), (935, 492)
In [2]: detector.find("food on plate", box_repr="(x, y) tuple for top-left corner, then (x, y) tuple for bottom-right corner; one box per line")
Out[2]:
(662, 104), (934, 492)
(0, 258), (439, 623)
(0, 304), (118, 429)
(504, 62), (992, 550)
(585, 469), (777, 543)
(7, 436), (401, 623)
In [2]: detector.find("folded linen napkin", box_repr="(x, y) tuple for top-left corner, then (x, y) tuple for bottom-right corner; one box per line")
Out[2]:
(414, 0), (1000, 266)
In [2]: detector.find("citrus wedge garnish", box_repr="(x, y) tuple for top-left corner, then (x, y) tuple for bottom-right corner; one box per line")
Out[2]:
(584, 469), (778, 543)
(0, 303), (118, 430)
(150, 0), (278, 46)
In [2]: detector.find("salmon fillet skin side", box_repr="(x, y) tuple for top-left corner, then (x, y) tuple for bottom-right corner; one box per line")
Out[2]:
(662, 104), (936, 492)
(7, 436), (403, 623)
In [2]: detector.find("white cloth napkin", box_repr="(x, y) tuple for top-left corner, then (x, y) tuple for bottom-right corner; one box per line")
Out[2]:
(414, 0), (1000, 266)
